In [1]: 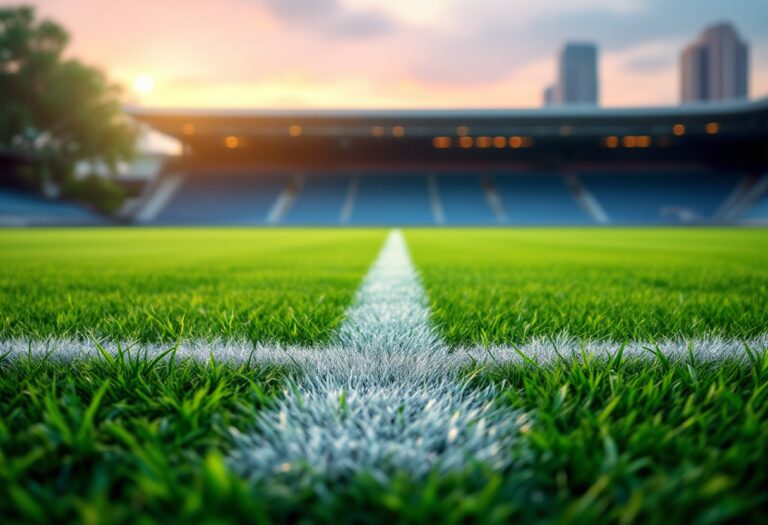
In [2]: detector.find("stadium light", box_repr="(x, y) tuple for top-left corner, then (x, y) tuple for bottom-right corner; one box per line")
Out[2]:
(623, 136), (637, 148)
(637, 136), (652, 148)
(476, 137), (492, 149)
(459, 136), (473, 149)
(433, 137), (452, 149)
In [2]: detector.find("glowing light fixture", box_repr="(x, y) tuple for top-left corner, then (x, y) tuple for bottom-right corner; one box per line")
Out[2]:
(604, 136), (619, 148)
(288, 125), (302, 137)
(456, 126), (469, 137)
(224, 136), (240, 149)
(637, 135), (652, 148)
(371, 126), (385, 137)
(493, 136), (506, 148)
(392, 126), (405, 138)
(476, 136), (492, 148)
(673, 123), (686, 136)
(181, 124), (195, 136)
(509, 136), (523, 149)
(433, 137), (452, 149)
(459, 136), (473, 149)
(706, 122), (719, 135)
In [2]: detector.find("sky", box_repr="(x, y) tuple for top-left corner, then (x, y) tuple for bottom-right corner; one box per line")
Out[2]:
(7, 0), (768, 109)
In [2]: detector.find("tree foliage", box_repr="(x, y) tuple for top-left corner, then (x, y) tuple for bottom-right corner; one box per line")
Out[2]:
(0, 6), (136, 181)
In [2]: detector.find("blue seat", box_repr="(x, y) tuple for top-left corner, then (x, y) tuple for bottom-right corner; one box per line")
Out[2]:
(154, 172), (286, 225)
(742, 194), (768, 222)
(282, 175), (350, 224)
(350, 175), (433, 225)
(0, 188), (105, 225)
(437, 175), (497, 224)
(582, 172), (739, 224)
(493, 174), (593, 225)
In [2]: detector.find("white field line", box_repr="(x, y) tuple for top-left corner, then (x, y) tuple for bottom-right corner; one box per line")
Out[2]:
(3, 336), (764, 367)
(229, 230), (522, 484)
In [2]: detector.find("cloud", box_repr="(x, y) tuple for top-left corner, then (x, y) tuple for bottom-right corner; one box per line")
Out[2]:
(253, 0), (397, 39)
(408, 0), (768, 87)
(623, 54), (674, 73)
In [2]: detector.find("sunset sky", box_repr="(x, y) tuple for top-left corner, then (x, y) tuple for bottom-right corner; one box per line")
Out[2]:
(9, 0), (768, 109)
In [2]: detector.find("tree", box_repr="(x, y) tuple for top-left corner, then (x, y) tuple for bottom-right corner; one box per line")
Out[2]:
(0, 6), (136, 185)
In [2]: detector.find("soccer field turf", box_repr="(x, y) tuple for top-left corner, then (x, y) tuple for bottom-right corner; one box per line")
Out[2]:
(407, 228), (768, 345)
(0, 228), (386, 344)
(1, 228), (767, 524)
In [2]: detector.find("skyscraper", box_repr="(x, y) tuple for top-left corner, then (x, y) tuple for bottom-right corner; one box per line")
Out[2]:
(557, 43), (599, 105)
(542, 84), (556, 107)
(681, 22), (749, 104)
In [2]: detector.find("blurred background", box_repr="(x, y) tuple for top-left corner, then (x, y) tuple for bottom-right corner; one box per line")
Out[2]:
(1, 0), (767, 226)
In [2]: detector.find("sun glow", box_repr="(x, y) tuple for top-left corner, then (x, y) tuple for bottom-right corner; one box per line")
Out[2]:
(133, 75), (155, 95)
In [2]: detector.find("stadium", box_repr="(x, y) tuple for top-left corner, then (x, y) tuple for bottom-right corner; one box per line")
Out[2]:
(1, 3), (768, 525)
(4, 98), (768, 225)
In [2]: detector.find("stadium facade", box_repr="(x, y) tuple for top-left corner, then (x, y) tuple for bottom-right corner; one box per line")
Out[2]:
(122, 98), (768, 226)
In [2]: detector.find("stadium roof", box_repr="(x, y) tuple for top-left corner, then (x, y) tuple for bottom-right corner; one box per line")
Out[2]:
(127, 97), (768, 121)
(127, 97), (768, 141)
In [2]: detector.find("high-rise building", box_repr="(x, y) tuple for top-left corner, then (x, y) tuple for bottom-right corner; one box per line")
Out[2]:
(557, 43), (599, 105)
(681, 22), (748, 103)
(543, 84), (556, 107)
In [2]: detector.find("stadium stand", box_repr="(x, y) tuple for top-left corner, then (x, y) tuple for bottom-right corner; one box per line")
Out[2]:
(282, 174), (352, 224)
(0, 188), (106, 226)
(740, 178), (768, 224)
(129, 170), (758, 226)
(581, 172), (740, 224)
(349, 174), (434, 225)
(6, 97), (762, 227)
(436, 174), (498, 224)
(150, 171), (286, 225)
(493, 174), (593, 225)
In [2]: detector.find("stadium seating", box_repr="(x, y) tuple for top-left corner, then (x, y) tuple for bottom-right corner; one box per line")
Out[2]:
(350, 174), (434, 225)
(436, 174), (498, 224)
(581, 172), (740, 224)
(492, 174), (594, 225)
(282, 174), (352, 224)
(127, 170), (756, 226)
(741, 194), (768, 223)
(0, 188), (105, 226)
(152, 171), (287, 225)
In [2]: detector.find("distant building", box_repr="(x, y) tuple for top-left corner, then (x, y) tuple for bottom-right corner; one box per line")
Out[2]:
(558, 43), (599, 105)
(543, 43), (599, 107)
(543, 84), (556, 106)
(681, 22), (749, 103)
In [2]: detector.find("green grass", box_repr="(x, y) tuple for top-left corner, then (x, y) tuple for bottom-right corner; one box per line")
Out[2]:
(2, 349), (766, 524)
(0, 228), (385, 345)
(407, 229), (768, 346)
(459, 347), (768, 524)
(2, 227), (768, 524)
(0, 351), (291, 524)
